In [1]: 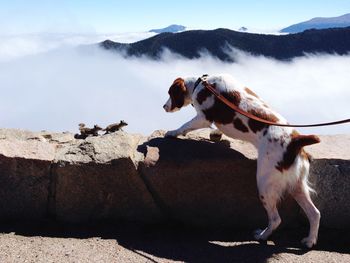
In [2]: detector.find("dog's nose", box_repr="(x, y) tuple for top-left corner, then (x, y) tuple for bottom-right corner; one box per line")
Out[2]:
(163, 104), (171, 112)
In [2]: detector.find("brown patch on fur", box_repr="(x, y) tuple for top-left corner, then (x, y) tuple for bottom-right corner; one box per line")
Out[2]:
(196, 87), (212, 105)
(276, 130), (320, 172)
(245, 87), (259, 98)
(250, 108), (280, 123)
(203, 87), (241, 125)
(248, 119), (266, 133)
(233, 118), (249, 133)
(260, 195), (264, 200)
(247, 108), (280, 133)
(230, 90), (242, 105)
(168, 78), (187, 110)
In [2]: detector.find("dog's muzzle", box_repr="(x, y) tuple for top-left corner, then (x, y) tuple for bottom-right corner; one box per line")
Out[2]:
(163, 98), (173, 112)
(163, 104), (170, 112)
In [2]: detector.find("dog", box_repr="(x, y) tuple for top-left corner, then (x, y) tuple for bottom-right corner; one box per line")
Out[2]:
(163, 74), (321, 248)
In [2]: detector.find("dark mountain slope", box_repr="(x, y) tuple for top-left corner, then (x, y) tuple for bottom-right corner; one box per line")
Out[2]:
(100, 27), (350, 61)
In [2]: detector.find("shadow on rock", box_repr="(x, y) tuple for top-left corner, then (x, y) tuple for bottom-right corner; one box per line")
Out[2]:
(136, 136), (298, 229)
(137, 136), (242, 163)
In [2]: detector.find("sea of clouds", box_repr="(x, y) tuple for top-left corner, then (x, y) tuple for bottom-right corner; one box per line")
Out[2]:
(0, 33), (349, 136)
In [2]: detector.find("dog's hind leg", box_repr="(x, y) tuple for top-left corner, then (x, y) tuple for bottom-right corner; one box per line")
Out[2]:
(291, 178), (320, 248)
(254, 174), (282, 241)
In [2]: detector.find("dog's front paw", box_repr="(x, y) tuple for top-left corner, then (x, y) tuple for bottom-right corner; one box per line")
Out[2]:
(165, 130), (179, 138)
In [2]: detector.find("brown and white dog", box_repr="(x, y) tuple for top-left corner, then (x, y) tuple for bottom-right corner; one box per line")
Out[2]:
(163, 74), (321, 248)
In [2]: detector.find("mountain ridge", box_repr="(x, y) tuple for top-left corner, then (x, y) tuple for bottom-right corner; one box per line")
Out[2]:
(100, 27), (350, 61)
(281, 13), (350, 33)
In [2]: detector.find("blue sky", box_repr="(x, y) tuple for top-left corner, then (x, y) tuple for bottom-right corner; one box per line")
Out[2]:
(1, 0), (350, 34)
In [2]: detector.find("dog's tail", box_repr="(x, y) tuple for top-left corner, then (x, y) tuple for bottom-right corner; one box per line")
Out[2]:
(290, 134), (320, 161)
(293, 134), (320, 194)
(293, 134), (320, 149)
(276, 133), (320, 173)
(292, 134), (320, 163)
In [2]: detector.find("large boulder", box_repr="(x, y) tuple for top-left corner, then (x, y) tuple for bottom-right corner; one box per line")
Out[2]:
(52, 131), (162, 223)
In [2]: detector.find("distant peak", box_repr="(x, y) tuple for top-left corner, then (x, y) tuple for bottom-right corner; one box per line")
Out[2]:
(281, 13), (350, 33)
(149, 24), (186, 34)
(308, 13), (350, 23)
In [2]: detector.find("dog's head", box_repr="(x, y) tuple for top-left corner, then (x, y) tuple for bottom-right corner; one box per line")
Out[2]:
(163, 77), (191, 112)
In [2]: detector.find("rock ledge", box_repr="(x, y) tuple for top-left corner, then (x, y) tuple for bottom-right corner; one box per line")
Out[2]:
(0, 128), (349, 229)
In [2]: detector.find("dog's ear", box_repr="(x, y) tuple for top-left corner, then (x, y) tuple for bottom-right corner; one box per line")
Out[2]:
(169, 78), (187, 110)
(172, 78), (186, 92)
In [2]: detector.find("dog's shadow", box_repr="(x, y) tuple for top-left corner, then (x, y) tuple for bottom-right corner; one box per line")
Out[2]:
(112, 224), (307, 263)
(115, 225), (350, 263)
(137, 135), (242, 163)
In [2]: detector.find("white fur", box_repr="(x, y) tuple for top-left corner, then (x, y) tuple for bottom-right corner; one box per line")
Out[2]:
(164, 74), (320, 248)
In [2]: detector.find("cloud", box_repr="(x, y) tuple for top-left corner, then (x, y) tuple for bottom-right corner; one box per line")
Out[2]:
(0, 32), (156, 62)
(0, 36), (349, 136)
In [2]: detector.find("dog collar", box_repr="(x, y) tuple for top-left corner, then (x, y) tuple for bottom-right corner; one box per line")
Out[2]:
(192, 74), (209, 93)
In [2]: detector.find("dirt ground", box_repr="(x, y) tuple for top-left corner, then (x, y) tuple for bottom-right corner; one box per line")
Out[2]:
(0, 221), (349, 263)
